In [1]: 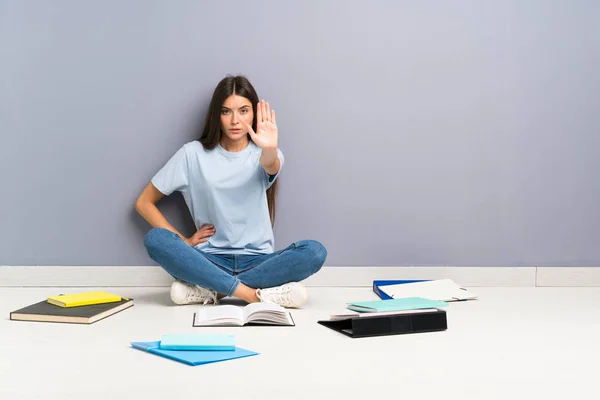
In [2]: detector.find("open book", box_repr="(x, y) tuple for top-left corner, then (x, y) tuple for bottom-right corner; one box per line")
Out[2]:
(193, 303), (295, 327)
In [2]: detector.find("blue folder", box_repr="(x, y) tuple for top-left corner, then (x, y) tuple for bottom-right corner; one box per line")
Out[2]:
(131, 341), (258, 366)
(373, 280), (430, 300)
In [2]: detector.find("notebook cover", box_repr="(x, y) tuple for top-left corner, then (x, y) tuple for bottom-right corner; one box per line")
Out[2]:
(47, 291), (123, 307)
(10, 298), (134, 324)
(159, 334), (235, 351)
(131, 341), (258, 366)
(318, 309), (447, 338)
(347, 297), (448, 312)
(373, 280), (430, 300)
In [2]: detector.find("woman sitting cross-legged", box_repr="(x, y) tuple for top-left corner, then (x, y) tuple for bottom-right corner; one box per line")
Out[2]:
(135, 75), (327, 308)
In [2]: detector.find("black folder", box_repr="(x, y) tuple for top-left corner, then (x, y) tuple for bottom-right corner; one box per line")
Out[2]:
(317, 309), (447, 338)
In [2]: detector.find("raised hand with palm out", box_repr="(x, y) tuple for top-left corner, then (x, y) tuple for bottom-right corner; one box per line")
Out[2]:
(244, 100), (278, 150)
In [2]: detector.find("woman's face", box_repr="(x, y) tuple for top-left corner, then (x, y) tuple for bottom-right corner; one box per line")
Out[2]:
(220, 94), (254, 142)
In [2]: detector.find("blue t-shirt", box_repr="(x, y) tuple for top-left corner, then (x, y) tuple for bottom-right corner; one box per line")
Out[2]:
(151, 140), (284, 255)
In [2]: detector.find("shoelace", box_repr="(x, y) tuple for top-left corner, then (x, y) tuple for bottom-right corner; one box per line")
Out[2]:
(201, 287), (219, 305)
(257, 285), (293, 307)
(186, 284), (218, 305)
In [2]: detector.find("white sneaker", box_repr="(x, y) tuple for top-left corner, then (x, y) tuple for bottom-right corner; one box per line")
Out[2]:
(256, 282), (308, 308)
(170, 280), (219, 305)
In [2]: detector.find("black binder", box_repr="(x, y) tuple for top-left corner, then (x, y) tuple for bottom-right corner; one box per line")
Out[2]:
(317, 309), (447, 338)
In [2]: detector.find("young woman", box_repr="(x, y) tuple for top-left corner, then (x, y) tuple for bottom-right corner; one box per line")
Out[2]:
(135, 75), (327, 308)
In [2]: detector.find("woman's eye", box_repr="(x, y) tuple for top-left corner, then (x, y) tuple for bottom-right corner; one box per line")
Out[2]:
(240, 109), (248, 114)
(221, 110), (229, 115)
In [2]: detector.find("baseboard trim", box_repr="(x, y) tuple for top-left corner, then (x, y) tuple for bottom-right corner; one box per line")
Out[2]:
(2, 266), (599, 287)
(536, 267), (600, 287)
(0, 265), (543, 287)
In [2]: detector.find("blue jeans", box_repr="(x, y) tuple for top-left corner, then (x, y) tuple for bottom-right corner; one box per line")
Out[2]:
(143, 228), (327, 296)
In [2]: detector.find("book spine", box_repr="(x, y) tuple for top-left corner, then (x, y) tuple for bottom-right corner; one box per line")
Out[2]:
(351, 311), (447, 337)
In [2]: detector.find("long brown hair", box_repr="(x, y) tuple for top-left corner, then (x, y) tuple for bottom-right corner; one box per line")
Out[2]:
(198, 75), (279, 226)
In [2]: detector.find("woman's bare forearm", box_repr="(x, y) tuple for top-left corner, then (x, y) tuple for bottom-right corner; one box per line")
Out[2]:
(135, 201), (186, 240)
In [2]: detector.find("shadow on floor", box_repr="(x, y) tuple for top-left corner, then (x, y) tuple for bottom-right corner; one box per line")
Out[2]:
(130, 289), (249, 307)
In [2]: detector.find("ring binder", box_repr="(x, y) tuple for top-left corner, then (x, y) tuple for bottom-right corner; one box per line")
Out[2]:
(317, 309), (447, 338)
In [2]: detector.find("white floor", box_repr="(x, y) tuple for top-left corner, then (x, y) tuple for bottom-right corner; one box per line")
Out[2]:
(2, 286), (600, 400)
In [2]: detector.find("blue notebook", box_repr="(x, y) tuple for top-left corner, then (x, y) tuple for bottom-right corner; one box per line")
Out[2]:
(159, 334), (235, 351)
(346, 297), (448, 312)
(131, 341), (258, 366)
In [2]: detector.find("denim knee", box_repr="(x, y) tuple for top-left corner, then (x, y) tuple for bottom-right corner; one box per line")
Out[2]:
(143, 227), (172, 252)
(299, 239), (327, 272)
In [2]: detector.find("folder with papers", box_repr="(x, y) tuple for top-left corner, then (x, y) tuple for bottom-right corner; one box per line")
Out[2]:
(373, 279), (477, 302)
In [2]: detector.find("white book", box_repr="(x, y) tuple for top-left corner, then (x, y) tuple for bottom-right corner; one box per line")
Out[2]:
(193, 303), (295, 327)
(328, 308), (439, 321)
(379, 279), (478, 302)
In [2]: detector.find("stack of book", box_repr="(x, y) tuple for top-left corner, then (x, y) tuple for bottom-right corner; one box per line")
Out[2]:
(9, 291), (134, 324)
(318, 296), (450, 338)
(319, 279), (478, 338)
(131, 334), (258, 366)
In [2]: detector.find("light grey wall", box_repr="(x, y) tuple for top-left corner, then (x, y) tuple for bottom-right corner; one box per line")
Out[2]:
(1, 0), (598, 267)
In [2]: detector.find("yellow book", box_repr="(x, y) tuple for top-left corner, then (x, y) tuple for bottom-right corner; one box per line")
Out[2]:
(47, 291), (122, 308)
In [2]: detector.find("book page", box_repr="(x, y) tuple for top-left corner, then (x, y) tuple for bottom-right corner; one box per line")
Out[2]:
(242, 302), (285, 321)
(243, 302), (293, 325)
(329, 308), (439, 321)
(194, 305), (244, 326)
